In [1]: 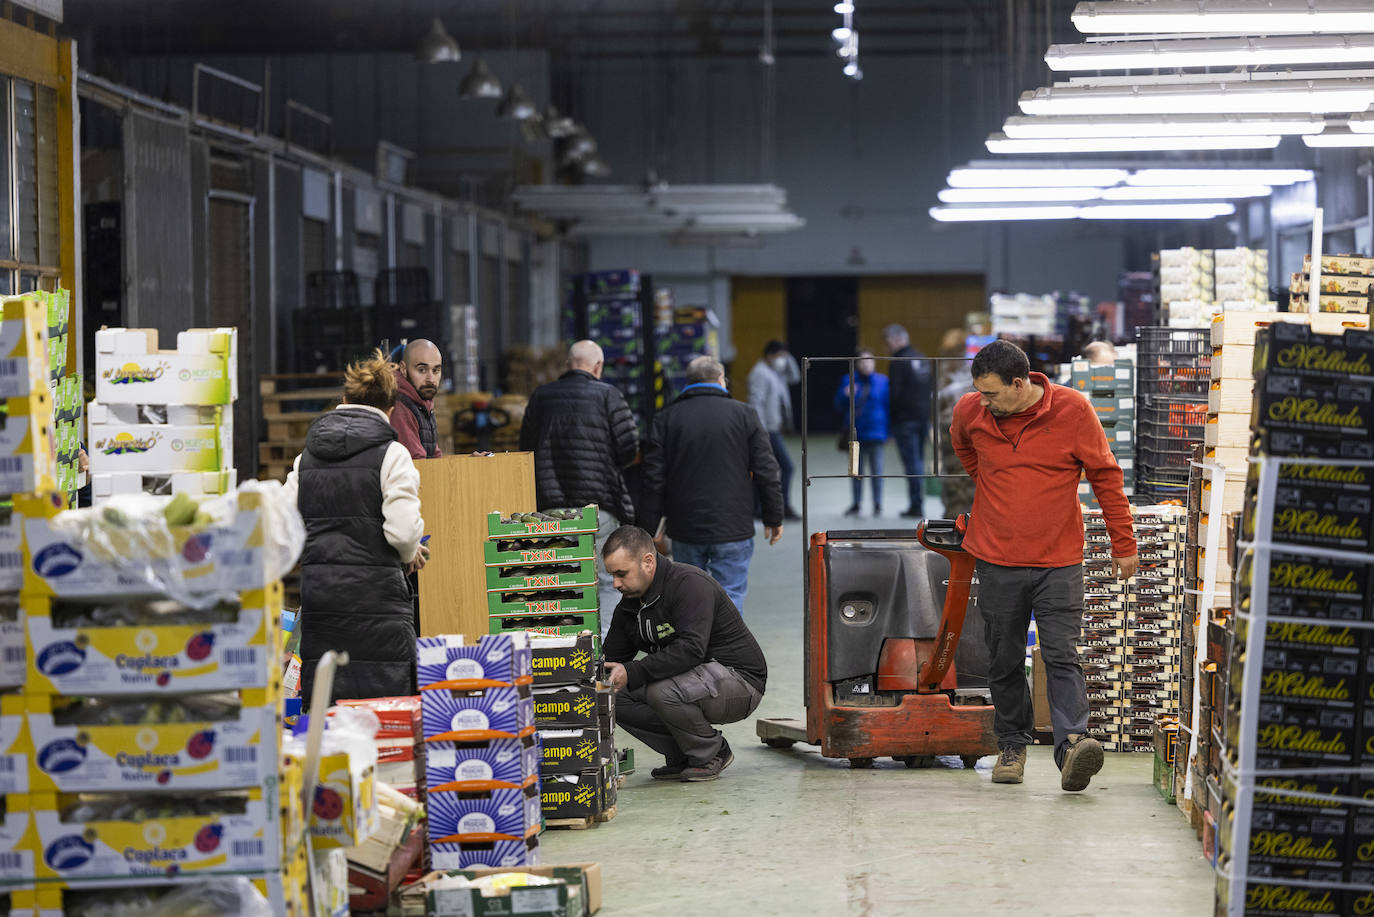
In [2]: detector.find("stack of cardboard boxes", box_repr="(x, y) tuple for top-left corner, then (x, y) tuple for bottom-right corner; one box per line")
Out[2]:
(564, 271), (656, 433)
(1, 490), (310, 915)
(1079, 507), (1187, 752)
(88, 327), (237, 503)
(1070, 357), (1136, 505)
(1292, 253), (1374, 314)
(1214, 320), (1374, 914)
(1158, 247), (1273, 328)
(482, 507), (621, 824)
(534, 637), (617, 824)
(415, 633), (542, 871)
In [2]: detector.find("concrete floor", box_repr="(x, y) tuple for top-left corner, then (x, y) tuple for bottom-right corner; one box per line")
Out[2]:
(542, 438), (1215, 916)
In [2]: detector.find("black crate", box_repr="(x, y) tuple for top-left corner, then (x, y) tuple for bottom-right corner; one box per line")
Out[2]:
(375, 268), (432, 310)
(293, 305), (373, 350)
(305, 270), (361, 311)
(375, 301), (447, 353)
(1135, 327), (1212, 397)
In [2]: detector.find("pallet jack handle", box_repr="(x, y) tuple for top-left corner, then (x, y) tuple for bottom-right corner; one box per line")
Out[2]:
(914, 515), (975, 694)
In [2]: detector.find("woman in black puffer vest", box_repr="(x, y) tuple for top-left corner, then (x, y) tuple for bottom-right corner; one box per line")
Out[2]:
(284, 349), (429, 705)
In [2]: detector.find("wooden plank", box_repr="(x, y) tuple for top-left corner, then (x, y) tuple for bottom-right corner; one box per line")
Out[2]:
(545, 805), (617, 831)
(259, 441), (305, 464)
(1207, 382), (1254, 415)
(267, 419), (318, 441)
(0, 17), (61, 89)
(416, 452), (536, 640)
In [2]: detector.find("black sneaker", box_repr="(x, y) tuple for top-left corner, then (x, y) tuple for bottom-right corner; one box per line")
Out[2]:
(650, 760), (688, 780)
(681, 739), (734, 782)
(843, 505), (861, 517)
(900, 507), (922, 518)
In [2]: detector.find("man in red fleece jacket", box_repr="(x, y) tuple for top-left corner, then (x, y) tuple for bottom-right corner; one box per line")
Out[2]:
(391, 339), (444, 460)
(951, 339), (1137, 792)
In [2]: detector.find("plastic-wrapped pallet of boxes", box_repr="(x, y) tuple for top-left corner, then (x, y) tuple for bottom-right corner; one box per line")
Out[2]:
(417, 632), (542, 870)
(1214, 320), (1374, 915)
(1070, 356), (1136, 505)
(89, 327), (238, 503)
(1078, 506), (1186, 751)
(3, 489), (314, 916)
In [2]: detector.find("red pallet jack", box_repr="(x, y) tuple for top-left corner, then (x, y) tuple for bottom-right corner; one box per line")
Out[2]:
(756, 514), (999, 768)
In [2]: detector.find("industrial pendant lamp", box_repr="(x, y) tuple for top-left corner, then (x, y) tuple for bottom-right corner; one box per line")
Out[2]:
(459, 58), (503, 99)
(543, 105), (577, 138)
(416, 17), (461, 64)
(497, 84), (538, 121)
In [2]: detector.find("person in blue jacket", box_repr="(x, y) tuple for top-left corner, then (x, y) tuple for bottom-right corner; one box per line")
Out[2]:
(834, 348), (890, 517)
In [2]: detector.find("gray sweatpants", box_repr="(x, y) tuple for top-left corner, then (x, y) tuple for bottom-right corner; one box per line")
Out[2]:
(615, 661), (763, 767)
(975, 560), (1087, 769)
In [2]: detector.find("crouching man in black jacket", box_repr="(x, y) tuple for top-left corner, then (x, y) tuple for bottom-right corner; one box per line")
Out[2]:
(601, 525), (768, 782)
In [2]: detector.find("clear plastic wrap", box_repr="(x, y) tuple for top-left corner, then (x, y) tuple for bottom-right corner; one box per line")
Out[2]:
(48, 480), (305, 608)
(61, 877), (272, 917)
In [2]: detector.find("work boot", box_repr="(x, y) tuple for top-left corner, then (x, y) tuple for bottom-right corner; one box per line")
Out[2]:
(1060, 734), (1104, 792)
(991, 745), (1027, 784)
(650, 759), (688, 780)
(681, 738), (734, 782)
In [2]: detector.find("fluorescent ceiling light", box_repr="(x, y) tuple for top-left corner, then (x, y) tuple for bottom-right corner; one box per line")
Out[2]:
(938, 186), (1103, 203)
(930, 205), (1081, 222)
(1100, 184), (1272, 200)
(986, 133), (1280, 153)
(1046, 35), (1374, 71)
(1080, 203), (1235, 219)
(1002, 114), (1324, 138)
(947, 167), (1128, 187)
(1061, 68), (1374, 89)
(1072, 1), (1374, 35)
(1127, 168), (1313, 185)
(1020, 79), (1374, 116)
(1349, 111), (1374, 132)
(929, 202), (1235, 221)
(1303, 127), (1374, 147)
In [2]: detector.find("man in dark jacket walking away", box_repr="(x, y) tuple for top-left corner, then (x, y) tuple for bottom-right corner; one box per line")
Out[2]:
(601, 526), (767, 782)
(283, 350), (429, 705)
(391, 339), (444, 460)
(640, 356), (783, 614)
(883, 324), (933, 518)
(520, 340), (639, 634)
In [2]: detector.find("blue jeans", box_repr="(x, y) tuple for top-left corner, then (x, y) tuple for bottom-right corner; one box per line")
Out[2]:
(850, 440), (884, 510)
(891, 419), (927, 510)
(673, 538), (755, 613)
(593, 510), (623, 640)
(769, 431), (795, 510)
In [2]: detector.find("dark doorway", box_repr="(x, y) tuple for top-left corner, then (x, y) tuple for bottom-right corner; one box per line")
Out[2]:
(786, 276), (859, 434)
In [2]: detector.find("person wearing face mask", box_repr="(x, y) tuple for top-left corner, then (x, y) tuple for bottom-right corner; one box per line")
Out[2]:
(747, 341), (801, 520)
(390, 339), (444, 460)
(834, 348), (890, 517)
(950, 338), (1136, 792)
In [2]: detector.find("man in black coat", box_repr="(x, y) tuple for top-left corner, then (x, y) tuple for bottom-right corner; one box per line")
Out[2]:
(639, 356), (783, 614)
(520, 340), (639, 633)
(883, 323), (934, 518)
(601, 525), (767, 782)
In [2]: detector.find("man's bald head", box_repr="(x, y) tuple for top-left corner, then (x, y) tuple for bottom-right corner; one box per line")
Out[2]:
(401, 339), (442, 400)
(569, 340), (604, 379)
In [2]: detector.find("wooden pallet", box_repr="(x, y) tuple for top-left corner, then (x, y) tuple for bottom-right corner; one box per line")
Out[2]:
(545, 805), (617, 831)
(267, 417), (320, 442)
(258, 459), (295, 482)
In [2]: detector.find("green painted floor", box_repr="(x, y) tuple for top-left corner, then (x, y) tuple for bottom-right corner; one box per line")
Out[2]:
(542, 438), (1215, 916)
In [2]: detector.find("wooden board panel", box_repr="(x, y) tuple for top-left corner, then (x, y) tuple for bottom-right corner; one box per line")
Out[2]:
(729, 276), (786, 406)
(416, 452), (536, 640)
(858, 274), (984, 366)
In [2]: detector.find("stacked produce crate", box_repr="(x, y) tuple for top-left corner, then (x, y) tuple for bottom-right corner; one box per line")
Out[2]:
(415, 633), (542, 870)
(35, 291), (82, 508)
(5, 490), (307, 914)
(483, 508), (621, 826)
(656, 306), (719, 398)
(1135, 327), (1211, 504)
(1070, 356), (1136, 505)
(1080, 506), (1186, 751)
(1292, 253), (1374, 314)
(564, 270), (661, 434)
(1158, 247), (1273, 328)
(1214, 320), (1374, 916)
(89, 327), (237, 502)
(534, 637), (618, 826)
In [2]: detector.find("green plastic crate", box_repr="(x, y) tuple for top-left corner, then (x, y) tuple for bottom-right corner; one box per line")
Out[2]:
(486, 558), (598, 593)
(486, 506), (599, 539)
(483, 533), (597, 566)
